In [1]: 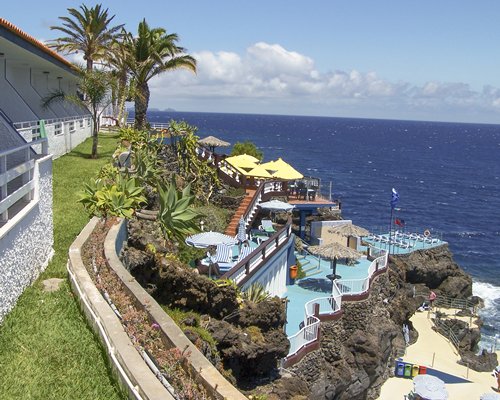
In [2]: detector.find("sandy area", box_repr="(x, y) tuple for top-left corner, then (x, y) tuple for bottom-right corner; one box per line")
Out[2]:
(378, 309), (500, 399)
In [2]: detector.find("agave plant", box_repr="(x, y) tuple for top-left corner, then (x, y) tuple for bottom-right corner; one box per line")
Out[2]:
(157, 180), (200, 241)
(78, 174), (146, 218)
(241, 282), (271, 304)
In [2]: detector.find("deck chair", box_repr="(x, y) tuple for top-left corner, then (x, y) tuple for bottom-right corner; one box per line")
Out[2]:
(261, 219), (276, 233)
(214, 244), (232, 263)
(237, 245), (253, 263)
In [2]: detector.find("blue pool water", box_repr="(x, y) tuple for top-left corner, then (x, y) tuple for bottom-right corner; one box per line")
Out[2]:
(141, 111), (500, 348)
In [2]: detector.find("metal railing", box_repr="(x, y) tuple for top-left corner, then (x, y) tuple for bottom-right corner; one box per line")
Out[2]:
(284, 250), (388, 362)
(0, 138), (48, 222)
(286, 286), (342, 358)
(336, 251), (388, 296)
(413, 290), (475, 311)
(433, 318), (461, 351)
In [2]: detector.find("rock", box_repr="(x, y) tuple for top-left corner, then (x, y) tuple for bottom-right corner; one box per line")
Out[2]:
(232, 298), (287, 330)
(208, 320), (289, 380)
(459, 349), (498, 372)
(42, 278), (64, 292)
(391, 244), (473, 298)
(439, 275), (473, 298)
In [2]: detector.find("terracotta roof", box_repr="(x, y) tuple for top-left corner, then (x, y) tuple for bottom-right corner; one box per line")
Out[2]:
(0, 18), (74, 69)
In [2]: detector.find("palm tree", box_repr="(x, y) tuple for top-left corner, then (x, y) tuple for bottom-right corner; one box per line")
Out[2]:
(43, 68), (114, 158)
(48, 4), (123, 70)
(107, 33), (131, 126)
(123, 19), (196, 129)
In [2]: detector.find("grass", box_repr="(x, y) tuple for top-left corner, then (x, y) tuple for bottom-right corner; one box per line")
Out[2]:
(0, 133), (126, 400)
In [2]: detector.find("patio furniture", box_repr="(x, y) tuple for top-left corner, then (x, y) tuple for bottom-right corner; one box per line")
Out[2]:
(214, 244), (232, 263)
(261, 219), (276, 233)
(237, 245), (253, 263)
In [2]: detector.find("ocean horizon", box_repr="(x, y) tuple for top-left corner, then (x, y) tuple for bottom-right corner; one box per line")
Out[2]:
(138, 110), (500, 349)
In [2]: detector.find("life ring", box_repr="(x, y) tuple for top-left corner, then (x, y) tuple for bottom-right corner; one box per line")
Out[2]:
(424, 229), (431, 237)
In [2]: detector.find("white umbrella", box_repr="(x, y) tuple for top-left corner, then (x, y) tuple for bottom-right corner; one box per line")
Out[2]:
(258, 200), (295, 212)
(480, 393), (500, 400)
(413, 375), (448, 400)
(185, 231), (238, 248)
(237, 216), (247, 243)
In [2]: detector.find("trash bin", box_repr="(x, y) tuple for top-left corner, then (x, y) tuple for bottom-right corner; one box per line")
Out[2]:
(404, 363), (413, 378)
(419, 365), (427, 374)
(412, 364), (420, 377)
(395, 361), (405, 377)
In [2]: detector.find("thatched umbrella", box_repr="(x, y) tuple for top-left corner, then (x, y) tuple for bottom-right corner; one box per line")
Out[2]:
(328, 223), (370, 237)
(198, 136), (230, 152)
(328, 223), (371, 248)
(307, 242), (362, 281)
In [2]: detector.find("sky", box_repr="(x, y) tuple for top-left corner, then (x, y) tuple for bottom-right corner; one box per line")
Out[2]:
(4, 1), (500, 123)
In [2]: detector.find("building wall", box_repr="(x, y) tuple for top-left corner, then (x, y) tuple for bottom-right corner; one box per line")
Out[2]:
(0, 155), (54, 322)
(311, 220), (353, 246)
(5, 61), (57, 119)
(0, 59), (38, 121)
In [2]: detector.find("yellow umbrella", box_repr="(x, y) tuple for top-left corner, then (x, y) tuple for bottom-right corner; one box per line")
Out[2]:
(246, 164), (273, 178)
(225, 154), (259, 171)
(261, 158), (303, 180)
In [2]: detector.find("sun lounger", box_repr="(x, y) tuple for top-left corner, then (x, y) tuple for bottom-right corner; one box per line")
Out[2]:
(214, 244), (232, 263)
(237, 245), (253, 263)
(261, 219), (276, 233)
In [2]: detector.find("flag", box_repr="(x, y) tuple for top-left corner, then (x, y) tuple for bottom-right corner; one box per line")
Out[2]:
(395, 218), (405, 227)
(390, 188), (400, 209)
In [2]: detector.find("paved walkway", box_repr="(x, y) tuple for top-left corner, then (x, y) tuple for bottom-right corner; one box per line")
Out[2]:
(378, 310), (500, 399)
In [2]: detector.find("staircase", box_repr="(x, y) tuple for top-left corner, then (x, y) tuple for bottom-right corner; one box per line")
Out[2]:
(225, 189), (256, 236)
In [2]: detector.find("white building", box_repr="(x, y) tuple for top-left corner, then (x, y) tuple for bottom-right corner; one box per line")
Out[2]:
(0, 18), (92, 322)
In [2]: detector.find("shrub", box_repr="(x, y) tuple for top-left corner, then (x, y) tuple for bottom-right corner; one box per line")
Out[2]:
(242, 282), (271, 304)
(193, 205), (231, 233)
(230, 141), (263, 161)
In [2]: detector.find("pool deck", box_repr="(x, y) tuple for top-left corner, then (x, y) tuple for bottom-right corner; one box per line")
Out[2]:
(378, 310), (500, 399)
(363, 232), (447, 255)
(285, 254), (372, 335)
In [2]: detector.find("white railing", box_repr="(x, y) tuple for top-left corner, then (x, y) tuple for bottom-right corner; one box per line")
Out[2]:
(126, 119), (170, 130)
(0, 138), (48, 222)
(263, 181), (283, 194)
(286, 287), (342, 358)
(223, 223), (292, 285)
(285, 252), (388, 362)
(336, 252), (388, 296)
(287, 315), (320, 356)
(14, 116), (92, 141)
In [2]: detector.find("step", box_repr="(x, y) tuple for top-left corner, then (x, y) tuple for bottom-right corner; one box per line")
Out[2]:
(305, 269), (323, 278)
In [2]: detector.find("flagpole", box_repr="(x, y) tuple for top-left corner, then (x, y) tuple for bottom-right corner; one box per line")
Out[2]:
(389, 206), (393, 255)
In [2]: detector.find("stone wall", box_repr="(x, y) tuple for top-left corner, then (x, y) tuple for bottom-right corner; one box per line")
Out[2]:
(0, 155), (54, 322)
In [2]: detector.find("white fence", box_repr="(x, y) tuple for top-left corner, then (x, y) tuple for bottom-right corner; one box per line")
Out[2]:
(0, 138), (48, 222)
(14, 115), (92, 159)
(287, 287), (343, 357)
(224, 224), (292, 285)
(285, 250), (388, 361)
(336, 252), (388, 296)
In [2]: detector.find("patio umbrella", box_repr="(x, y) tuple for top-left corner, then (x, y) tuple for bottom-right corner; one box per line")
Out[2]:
(261, 158), (303, 180)
(237, 216), (247, 243)
(480, 394), (500, 400)
(246, 164), (273, 178)
(258, 199), (295, 212)
(185, 231), (238, 248)
(225, 154), (259, 167)
(413, 375), (448, 400)
(198, 136), (230, 152)
(307, 242), (362, 281)
(328, 223), (371, 237)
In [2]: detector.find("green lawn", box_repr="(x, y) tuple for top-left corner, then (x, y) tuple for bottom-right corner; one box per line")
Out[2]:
(0, 133), (126, 400)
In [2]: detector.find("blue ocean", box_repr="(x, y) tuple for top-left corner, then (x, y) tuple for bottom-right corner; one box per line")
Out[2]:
(147, 111), (500, 348)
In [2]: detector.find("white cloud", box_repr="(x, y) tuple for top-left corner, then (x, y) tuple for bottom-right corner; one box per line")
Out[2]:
(148, 42), (500, 122)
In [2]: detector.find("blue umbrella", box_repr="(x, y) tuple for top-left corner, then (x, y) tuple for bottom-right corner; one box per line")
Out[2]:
(185, 231), (238, 248)
(237, 216), (247, 243)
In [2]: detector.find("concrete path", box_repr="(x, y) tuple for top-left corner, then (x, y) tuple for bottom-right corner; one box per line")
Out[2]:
(378, 310), (499, 399)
